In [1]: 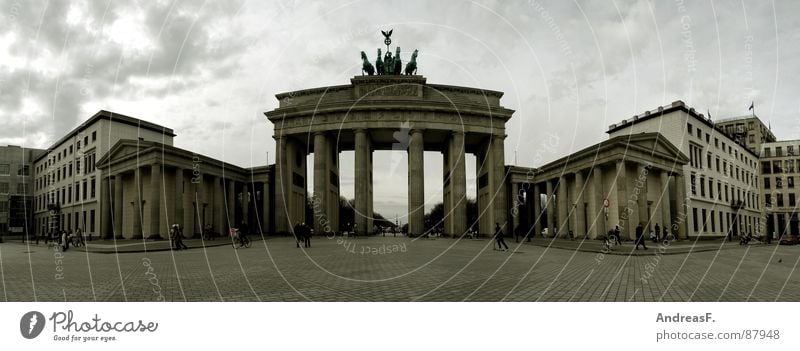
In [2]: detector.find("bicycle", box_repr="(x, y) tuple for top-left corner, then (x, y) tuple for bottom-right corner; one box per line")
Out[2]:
(602, 233), (621, 251)
(70, 236), (86, 248)
(231, 229), (251, 249)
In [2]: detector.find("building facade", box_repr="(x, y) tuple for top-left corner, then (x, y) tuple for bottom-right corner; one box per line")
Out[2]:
(715, 115), (776, 154)
(0, 145), (46, 238)
(32, 111), (175, 238)
(760, 140), (800, 237)
(607, 101), (762, 238)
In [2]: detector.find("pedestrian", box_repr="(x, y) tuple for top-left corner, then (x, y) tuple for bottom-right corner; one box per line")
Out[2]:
(61, 230), (70, 252)
(294, 222), (302, 248)
(303, 222), (311, 248)
(494, 222), (509, 251)
(175, 224), (188, 250)
(75, 227), (85, 246)
(654, 223), (660, 242)
(635, 223), (648, 250)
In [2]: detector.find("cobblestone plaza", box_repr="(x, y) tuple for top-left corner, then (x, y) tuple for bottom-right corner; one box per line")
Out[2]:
(1, 237), (797, 302)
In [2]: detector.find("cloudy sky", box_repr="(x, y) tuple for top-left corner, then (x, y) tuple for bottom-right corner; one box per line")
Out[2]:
(1, 0), (799, 222)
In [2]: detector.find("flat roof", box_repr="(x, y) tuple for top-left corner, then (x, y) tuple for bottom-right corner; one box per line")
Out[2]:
(34, 110), (176, 162)
(606, 100), (760, 159)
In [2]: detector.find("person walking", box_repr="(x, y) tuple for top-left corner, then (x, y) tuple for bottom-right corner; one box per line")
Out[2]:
(303, 222), (311, 248)
(654, 223), (661, 242)
(75, 227), (85, 247)
(175, 224), (188, 250)
(494, 222), (509, 251)
(635, 223), (648, 250)
(61, 230), (70, 252)
(294, 222), (302, 248)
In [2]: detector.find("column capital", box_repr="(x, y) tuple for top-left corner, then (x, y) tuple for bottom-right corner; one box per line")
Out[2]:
(354, 128), (368, 134)
(410, 128), (425, 135)
(493, 133), (507, 140)
(314, 131), (327, 137)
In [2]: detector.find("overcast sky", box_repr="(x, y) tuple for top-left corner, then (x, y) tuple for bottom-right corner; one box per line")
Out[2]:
(1, 0), (799, 222)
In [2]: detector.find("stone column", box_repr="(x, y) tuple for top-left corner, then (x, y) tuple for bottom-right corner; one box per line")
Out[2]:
(660, 171), (672, 238)
(408, 129), (425, 236)
(587, 166), (602, 239)
(533, 184), (542, 238)
(174, 168), (184, 233)
(227, 179), (236, 229)
(355, 129), (369, 235)
(615, 160), (630, 239)
(450, 131), (467, 237)
(511, 182), (520, 239)
(262, 181), (271, 234)
(133, 167), (142, 238)
(574, 170), (586, 238)
(674, 173), (687, 239)
(100, 175), (111, 239)
(113, 173), (123, 239)
(273, 136), (289, 234)
(313, 132), (328, 235)
(636, 163), (649, 234)
(556, 175), (568, 237)
(546, 180), (555, 237)
(492, 134), (507, 229)
(149, 163), (162, 239)
(213, 176), (224, 235)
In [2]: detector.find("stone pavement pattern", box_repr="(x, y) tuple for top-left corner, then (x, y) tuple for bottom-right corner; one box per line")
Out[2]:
(0, 236), (798, 302)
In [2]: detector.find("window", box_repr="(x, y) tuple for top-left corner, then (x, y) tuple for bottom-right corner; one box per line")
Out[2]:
(764, 178), (771, 189)
(16, 183), (26, 194)
(766, 194), (772, 206)
(91, 131), (96, 142)
(777, 194), (784, 207)
(0, 164), (9, 175)
(697, 129), (702, 139)
(700, 177), (706, 197)
(18, 165), (30, 176)
(716, 157), (720, 172)
(776, 147), (783, 157)
(90, 210), (95, 232)
(762, 162), (772, 174)
(789, 146), (795, 156)
(82, 180), (87, 200)
(90, 178), (96, 198)
(790, 194), (796, 207)
(690, 174), (697, 195)
(773, 161), (783, 173)
(701, 209), (708, 232)
(0, 182), (8, 194)
(785, 160), (795, 173)
(687, 123), (693, 134)
(789, 177), (795, 188)
(710, 210), (716, 232)
(749, 135), (755, 144)
(715, 138), (719, 148)
(693, 208), (699, 232)
(706, 133), (710, 144)
(84, 136), (88, 145)
(707, 153), (712, 169)
(709, 178), (714, 199)
(77, 140), (81, 150)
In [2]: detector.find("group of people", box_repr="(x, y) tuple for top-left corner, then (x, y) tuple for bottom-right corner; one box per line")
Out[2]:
(30, 228), (85, 251)
(170, 224), (188, 250)
(293, 222), (312, 248)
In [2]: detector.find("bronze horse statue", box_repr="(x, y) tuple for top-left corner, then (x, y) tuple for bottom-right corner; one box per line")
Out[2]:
(404, 49), (418, 75)
(393, 47), (402, 75)
(375, 48), (385, 75)
(361, 51), (374, 76)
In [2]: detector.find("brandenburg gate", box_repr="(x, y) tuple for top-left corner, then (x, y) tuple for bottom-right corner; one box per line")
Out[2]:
(265, 75), (514, 237)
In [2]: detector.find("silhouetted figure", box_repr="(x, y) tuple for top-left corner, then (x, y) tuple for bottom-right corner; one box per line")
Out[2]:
(635, 223), (647, 250)
(494, 223), (509, 251)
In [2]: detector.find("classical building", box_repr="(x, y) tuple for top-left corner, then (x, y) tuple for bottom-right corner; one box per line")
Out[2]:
(0, 145), (45, 238)
(606, 101), (762, 238)
(507, 133), (688, 240)
(265, 76), (513, 237)
(32, 110), (176, 238)
(760, 140), (800, 237)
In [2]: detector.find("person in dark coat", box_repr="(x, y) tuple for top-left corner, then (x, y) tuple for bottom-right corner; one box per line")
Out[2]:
(653, 223), (661, 242)
(294, 222), (302, 248)
(635, 223), (647, 250)
(302, 222), (311, 248)
(494, 222), (509, 251)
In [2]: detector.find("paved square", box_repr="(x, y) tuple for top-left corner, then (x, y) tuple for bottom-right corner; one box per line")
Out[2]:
(0, 236), (798, 302)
